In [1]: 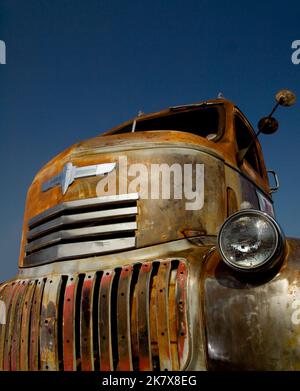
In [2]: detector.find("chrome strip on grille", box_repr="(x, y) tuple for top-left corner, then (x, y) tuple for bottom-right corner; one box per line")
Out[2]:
(27, 207), (138, 241)
(24, 193), (139, 267)
(0, 259), (190, 371)
(25, 238), (136, 266)
(28, 193), (139, 228)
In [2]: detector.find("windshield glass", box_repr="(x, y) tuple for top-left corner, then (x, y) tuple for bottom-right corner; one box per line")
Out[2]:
(111, 105), (224, 141)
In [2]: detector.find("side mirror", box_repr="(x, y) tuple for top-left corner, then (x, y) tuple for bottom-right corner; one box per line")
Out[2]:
(238, 89), (296, 165)
(257, 89), (296, 135)
(275, 89), (297, 107)
(258, 117), (279, 135)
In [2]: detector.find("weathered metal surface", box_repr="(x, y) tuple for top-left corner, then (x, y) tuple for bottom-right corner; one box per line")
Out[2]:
(40, 277), (62, 370)
(202, 238), (300, 370)
(117, 266), (133, 371)
(0, 258), (191, 371)
(25, 237), (136, 267)
(10, 281), (28, 370)
(63, 275), (77, 371)
(27, 207), (138, 241)
(29, 279), (44, 370)
(26, 222), (138, 254)
(18, 99), (272, 268)
(3, 97), (294, 372)
(80, 273), (96, 371)
(20, 280), (36, 370)
(176, 262), (190, 368)
(135, 262), (153, 370)
(0, 283), (13, 370)
(169, 268), (179, 370)
(156, 261), (172, 371)
(3, 282), (22, 370)
(99, 270), (114, 371)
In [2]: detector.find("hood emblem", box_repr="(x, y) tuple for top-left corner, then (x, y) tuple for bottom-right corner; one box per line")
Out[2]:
(42, 162), (116, 195)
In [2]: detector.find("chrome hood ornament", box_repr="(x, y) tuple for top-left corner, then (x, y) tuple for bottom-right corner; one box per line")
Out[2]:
(42, 162), (116, 195)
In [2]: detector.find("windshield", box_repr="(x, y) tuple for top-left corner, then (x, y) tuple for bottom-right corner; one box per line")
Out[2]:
(110, 105), (224, 141)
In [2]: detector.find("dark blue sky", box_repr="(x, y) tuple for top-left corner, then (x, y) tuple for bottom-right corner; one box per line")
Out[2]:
(0, 0), (299, 281)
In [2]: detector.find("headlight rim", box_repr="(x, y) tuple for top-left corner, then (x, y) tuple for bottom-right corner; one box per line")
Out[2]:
(217, 209), (285, 272)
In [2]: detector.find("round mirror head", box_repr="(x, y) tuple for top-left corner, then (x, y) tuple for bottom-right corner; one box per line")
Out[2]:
(275, 89), (296, 107)
(258, 117), (279, 135)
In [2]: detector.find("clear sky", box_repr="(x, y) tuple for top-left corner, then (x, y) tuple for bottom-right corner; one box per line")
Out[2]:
(0, 0), (299, 281)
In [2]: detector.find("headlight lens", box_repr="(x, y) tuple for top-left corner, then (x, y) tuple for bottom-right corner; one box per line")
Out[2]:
(218, 210), (284, 271)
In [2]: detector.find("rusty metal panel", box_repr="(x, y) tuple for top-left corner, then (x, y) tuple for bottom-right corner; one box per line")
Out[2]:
(169, 268), (179, 370)
(3, 281), (22, 370)
(40, 277), (62, 370)
(117, 265), (133, 371)
(20, 280), (36, 370)
(176, 261), (189, 369)
(135, 263), (153, 370)
(80, 273), (96, 371)
(11, 281), (28, 370)
(0, 283), (13, 370)
(99, 270), (114, 371)
(156, 261), (172, 371)
(29, 278), (45, 370)
(130, 270), (139, 370)
(63, 275), (77, 371)
(149, 271), (159, 369)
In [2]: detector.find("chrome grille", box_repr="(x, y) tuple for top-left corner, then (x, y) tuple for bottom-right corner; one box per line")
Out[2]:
(24, 193), (139, 267)
(0, 259), (190, 371)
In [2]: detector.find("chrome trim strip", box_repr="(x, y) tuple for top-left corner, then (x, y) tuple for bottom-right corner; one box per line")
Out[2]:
(24, 237), (136, 266)
(27, 207), (138, 241)
(28, 193), (139, 228)
(26, 222), (138, 253)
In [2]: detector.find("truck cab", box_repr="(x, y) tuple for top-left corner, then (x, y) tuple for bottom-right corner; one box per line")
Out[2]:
(0, 96), (299, 371)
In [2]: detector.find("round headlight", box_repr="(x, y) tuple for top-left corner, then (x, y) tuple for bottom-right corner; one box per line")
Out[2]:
(217, 210), (285, 271)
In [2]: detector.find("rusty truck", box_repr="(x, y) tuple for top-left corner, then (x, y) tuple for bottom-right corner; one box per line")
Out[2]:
(0, 90), (299, 371)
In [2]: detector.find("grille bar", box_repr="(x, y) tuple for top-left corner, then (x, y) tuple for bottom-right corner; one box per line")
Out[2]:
(28, 193), (139, 228)
(29, 279), (45, 371)
(27, 207), (138, 241)
(11, 282), (27, 370)
(3, 282), (21, 370)
(20, 281), (36, 370)
(98, 269), (114, 371)
(24, 194), (139, 267)
(26, 222), (137, 254)
(135, 263), (153, 370)
(25, 237), (136, 266)
(0, 259), (190, 371)
(117, 266), (133, 371)
(156, 262), (172, 371)
(63, 275), (77, 371)
(80, 273), (96, 371)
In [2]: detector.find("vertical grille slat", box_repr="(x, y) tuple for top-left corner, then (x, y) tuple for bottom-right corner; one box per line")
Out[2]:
(176, 262), (190, 368)
(3, 282), (21, 370)
(155, 262), (172, 371)
(98, 270), (114, 371)
(20, 281), (36, 370)
(0, 284), (13, 370)
(11, 281), (28, 370)
(63, 275), (77, 371)
(40, 277), (62, 370)
(0, 258), (190, 372)
(169, 268), (180, 370)
(135, 263), (153, 371)
(117, 266), (133, 371)
(80, 273), (96, 371)
(29, 278), (45, 371)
